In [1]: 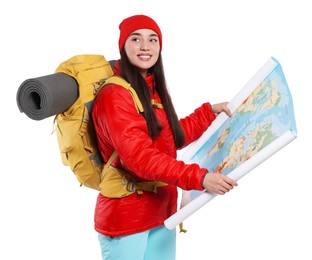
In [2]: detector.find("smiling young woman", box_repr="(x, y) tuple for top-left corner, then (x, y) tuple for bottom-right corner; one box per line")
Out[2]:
(92, 14), (237, 260)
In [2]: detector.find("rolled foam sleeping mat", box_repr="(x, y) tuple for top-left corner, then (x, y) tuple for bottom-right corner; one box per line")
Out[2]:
(16, 72), (78, 120)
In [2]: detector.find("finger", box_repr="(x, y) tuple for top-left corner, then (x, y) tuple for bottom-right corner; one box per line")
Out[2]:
(217, 186), (229, 195)
(224, 106), (232, 117)
(223, 176), (238, 186)
(223, 182), (235, 191)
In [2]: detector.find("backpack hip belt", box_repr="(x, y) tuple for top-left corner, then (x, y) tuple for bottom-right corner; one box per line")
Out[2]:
(100, 151), (167, 198)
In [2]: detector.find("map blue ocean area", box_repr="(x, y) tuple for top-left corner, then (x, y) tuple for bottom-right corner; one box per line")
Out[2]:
(164, 57), (297, 229)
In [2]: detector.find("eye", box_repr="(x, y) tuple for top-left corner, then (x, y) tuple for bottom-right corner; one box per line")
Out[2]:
(150, 38), (158, 43)
(131, 37), (140, 42)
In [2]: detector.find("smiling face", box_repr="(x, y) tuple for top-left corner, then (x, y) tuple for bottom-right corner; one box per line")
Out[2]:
(124, 28), (160, 78)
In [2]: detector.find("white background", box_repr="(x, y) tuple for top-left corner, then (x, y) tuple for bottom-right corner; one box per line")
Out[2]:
(1, 0), (310, 259)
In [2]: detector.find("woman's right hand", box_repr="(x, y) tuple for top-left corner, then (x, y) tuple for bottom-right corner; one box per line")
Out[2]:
(203, 172), (238, 195)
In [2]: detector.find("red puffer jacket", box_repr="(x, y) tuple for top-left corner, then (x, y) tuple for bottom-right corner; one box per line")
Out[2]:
(92, 65), (216, 237)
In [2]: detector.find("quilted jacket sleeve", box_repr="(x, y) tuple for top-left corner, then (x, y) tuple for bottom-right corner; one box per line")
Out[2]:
(179, 102), (216, 148)
(93, 85), (215, 191)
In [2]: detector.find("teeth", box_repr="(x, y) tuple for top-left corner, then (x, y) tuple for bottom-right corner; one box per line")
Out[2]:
(140, 55), (150, 58)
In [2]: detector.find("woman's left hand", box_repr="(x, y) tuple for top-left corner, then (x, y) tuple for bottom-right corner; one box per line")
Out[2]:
(211, 102), (232, 116)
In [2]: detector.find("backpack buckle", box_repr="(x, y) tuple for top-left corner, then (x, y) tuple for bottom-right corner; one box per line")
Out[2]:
(126, 181), (136, 192)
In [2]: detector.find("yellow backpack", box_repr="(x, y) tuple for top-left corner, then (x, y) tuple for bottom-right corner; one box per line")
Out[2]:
(55, 54), (166, 195)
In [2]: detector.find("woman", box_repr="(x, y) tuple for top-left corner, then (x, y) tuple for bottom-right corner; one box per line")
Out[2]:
(92, 14), (238, 260)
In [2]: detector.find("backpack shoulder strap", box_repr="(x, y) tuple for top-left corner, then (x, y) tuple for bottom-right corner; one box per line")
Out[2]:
(102, 76), (144, 113)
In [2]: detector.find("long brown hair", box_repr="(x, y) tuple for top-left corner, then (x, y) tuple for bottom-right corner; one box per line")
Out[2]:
(119, 50), (185, 148)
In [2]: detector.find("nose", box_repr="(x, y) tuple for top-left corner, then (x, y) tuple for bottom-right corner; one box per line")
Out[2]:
(140, 40), (150, 51)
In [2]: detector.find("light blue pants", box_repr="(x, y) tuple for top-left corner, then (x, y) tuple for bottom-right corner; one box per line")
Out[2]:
(98, 226), (176, 260)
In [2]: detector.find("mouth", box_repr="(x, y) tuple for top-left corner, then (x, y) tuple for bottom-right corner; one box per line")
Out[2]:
(138, 54), (152, 60)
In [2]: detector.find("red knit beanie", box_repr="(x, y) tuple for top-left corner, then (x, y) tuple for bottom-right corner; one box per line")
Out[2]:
(118, 14), (162, 52)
